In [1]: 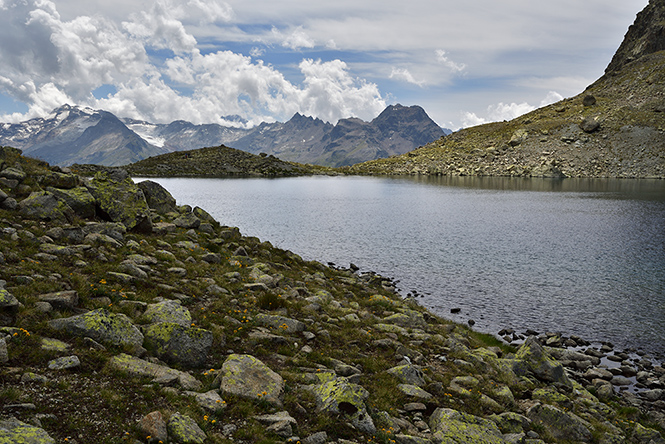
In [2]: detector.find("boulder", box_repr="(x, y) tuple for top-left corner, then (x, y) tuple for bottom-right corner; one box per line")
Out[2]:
(429, 408), (505, 444)
(514, 336), (571, 386)
(220, 354), (284, 407)
(255, 313), (305, 333)
(48, 308), (144, 350)
(46, 187), (96, 219)
(193, 206), (217, 224)
(47, 355), (80, 370)
(140, 411), (168, 443)
(85, 170), (152, 233)
(38, 171), (80, 189)
(108, 353), (202, 390)
(173, 213), (201, 229)
(143, 322), (213, 368)
(137, 180), (177, 214)
(489, 412), (531, 434)
(306, 376), (376, 435)
(142, 300), (192, 327)
(38, 290), (78, 309)
(580, 116), (601, 133)
(18, 192), (75, 224)
(0, 417), (55, 443)
(0, 167), (26, 182)
(527, 403), (592, 442)
(0, 288), (20, 325)
(167, 412), (206, 444)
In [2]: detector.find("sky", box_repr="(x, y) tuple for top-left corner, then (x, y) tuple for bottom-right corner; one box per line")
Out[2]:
(0, 0), (649, 130)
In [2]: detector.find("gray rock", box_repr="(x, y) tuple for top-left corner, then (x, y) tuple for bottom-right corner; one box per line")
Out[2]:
(143, 300), (192, 327)
(0, 338), (7, 364)
(0, 417), (55, 443)
(489, 412), (531, 434)
(302, 431), (328, 444)
(580, 117), (601, 133)
(255, 313), (305, 333)
(108, 353), (202, 390)
(140, 411), (168, 443)
(397, 384), (433, 400)
(0, 197), (17, 210)
(514, 336), (571, 386)
(18, 192), (75, 224)
(167, 412), (206, 444)
(220, 354), (284, 407)
(38, 290), (78, 309)
(48, 308), (144, 349)
(137, 180), (177, 215)
(47, 355), (80, 370)
(143, 322), (212, 368)
(527, 403), (592, 442)
(387, 364), (426, 387)
(186, 390), (226, 412)
(0, 289), (19, 325)
(173, 213), (201, 229)
(430, 408), (504, 444)
(306, 376), (375, 435)
(46, 186), (96, 219)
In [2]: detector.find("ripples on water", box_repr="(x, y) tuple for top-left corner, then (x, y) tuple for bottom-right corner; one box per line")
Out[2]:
(137, 176), (665, 359)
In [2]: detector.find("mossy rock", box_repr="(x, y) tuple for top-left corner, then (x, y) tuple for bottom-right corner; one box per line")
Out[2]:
(46, 186), (96, 219)
(17, 191), (75, 224)
(136, 180), (177, 214)
(48, 308), (143, 350)
(142, 300), (192, 327)
(0, 417), (55, 443)
(514, 337), (571, 387)
(220, 354), (284, 407)
(430, 408), (505, 444)
(307, 377), (376, 435)
(526, 403), (592, 442)
(167, 412), (206, 444)
(85, 170), (152, 232)
(143, 322), (212, 368)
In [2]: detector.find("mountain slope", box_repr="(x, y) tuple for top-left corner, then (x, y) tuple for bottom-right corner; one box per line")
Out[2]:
(0, 105), (167, 167)
(347, 0), (665, 179)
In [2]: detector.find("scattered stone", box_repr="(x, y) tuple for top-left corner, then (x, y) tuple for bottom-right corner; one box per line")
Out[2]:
(167, 412), (206, 444)
(47, 355), (80, 370)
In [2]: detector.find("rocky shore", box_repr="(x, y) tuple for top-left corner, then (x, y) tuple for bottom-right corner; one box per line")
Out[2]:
(1, 144), (665, 443)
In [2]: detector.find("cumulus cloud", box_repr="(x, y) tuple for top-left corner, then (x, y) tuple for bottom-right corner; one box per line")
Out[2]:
(276, 26), (316, 51)
(389, 68), (424, 87)
(0, 0), (385, 125)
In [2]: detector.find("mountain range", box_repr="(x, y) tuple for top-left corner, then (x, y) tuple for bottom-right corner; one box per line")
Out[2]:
(0, 104), (447, 168)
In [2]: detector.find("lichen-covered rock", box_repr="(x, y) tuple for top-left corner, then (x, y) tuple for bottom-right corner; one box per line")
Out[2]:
(0, 417), (55, 443)
(136, 180), (177, 214)
(46, 186), (96, 219)
(85, 170), (152, 232)
(0, 288), (19, 326)
(167, 412), (206, 444)
(514, 336), (571, 386)
(306, 376), (376, 435)
(527, 403), (592, 442)
(489, 412), (531, 434)
(255, 313), (305, 333)
(38, 171), (80, 189)
(48, 308), (143, 350)
(429, 407), (505, 444)
(220, 354), (284, 407)
(108, 353), (201, 390)
(173, 212), (201, 229)
(142, 300), (192, 327)
(18, 191), (75, 224)
(193, 206), (217, 224)
(143, 322), (212, 368)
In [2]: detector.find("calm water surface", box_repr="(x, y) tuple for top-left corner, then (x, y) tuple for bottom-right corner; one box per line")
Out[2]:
(138, 176), (665, 359)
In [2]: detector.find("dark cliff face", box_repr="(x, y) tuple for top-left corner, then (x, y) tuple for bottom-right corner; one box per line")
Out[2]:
(605, 0), (665, 74)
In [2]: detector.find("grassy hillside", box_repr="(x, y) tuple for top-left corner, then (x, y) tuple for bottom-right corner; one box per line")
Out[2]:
(346, 51), (665, 179)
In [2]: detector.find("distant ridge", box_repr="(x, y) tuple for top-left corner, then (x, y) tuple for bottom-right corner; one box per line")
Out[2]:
(0, 104), (446, 168)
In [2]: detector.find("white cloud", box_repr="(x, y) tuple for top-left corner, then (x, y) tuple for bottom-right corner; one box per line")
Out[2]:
(277, 26), (315, 51)
(389, 68), (424, 87)
(435, 50), (466, 73)
(249, 47), (264, 58)
(460, 90), (564, 128)
(540, 91), (564, 107)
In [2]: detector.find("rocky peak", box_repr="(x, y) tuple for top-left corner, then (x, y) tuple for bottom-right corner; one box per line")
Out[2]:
(605, 0), (665, 74)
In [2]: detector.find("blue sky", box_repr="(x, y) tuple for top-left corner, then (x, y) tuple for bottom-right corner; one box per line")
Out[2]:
(0, 0), (649, 129)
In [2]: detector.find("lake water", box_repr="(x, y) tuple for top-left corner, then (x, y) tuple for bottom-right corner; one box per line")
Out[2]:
(136, 175), (665, 359)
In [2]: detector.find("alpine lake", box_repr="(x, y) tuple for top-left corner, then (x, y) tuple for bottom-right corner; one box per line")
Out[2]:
(134, 175), (665, 361)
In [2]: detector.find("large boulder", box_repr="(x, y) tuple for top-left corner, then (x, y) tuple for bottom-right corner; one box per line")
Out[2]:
(0, 288), (20, 326)
(0, 417), (55, 443)
(387, 364), (426, 387)
(527, 403), (592, 442)
(513, 336), (572, 386)
(136, 180), (177, 215)
(85, 170), (152, 233)
(143, 322), (212, 368)
(429, 408), (505, 444)
(220, 354), (284, 407)
(18, 192), (75, 224)
(306, 376), (376, 435)
(108, 353), (201, 390)
(46, 187), (96, 219)
(48, 308), (143, 350)
(142, 300), (192, 327)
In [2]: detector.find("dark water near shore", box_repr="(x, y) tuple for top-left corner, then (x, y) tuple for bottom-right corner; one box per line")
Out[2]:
(137, 176), (665, 360)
